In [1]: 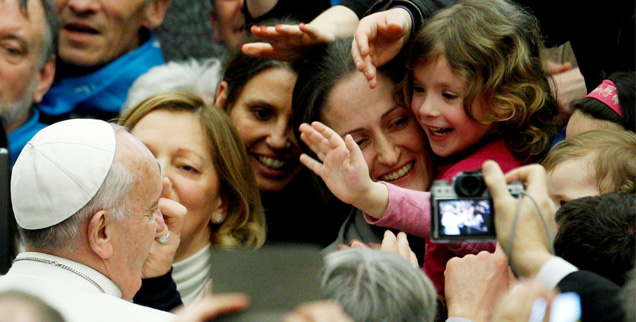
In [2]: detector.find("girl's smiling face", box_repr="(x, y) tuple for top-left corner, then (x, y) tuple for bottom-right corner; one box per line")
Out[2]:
(410, 55), (495, 157)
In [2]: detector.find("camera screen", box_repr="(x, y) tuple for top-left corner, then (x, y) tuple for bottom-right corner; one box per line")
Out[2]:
(437, 199), (493, 237)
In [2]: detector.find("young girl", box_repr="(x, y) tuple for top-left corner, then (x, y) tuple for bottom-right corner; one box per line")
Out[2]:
(299, 0), (558, 292)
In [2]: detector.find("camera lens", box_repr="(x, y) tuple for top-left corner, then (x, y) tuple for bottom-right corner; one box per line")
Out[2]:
(456, 173), (485, 197)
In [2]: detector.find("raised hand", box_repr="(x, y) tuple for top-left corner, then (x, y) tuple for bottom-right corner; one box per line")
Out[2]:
(298, 122), (389, 218)
(352, 8), (412, 88)
(242, 23), (335, 61)
(299, 121), (371, 203)
(445, 244), (514, 322)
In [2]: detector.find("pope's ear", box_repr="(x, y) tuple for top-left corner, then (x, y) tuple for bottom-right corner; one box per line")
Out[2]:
(87, 210), (114, 259)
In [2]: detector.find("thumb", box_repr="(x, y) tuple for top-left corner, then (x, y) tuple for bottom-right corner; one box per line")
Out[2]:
(482, 160), (511, 202)
(344, 134), (365, 170)
(162, 177), (177, 201)
(382, 20), (407, 38)
(494, 242), (508, 261)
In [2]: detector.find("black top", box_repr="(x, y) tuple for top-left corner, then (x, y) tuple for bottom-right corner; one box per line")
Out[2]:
(340, 0), (375, 18)
(558, 270), (626, 322)
(133, 267), (183, 312)
(367, 0), (454, 35)
(261, 170), (349, 247)
(515, 0), (635, 90)
(244, 0), (332, 26)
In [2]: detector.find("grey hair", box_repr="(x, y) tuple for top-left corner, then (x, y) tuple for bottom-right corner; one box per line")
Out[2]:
(18, 0), (59, 67)
(121, 58), (222, 114)
(20, 125), (136, 252)
(321, 248), (437, 322)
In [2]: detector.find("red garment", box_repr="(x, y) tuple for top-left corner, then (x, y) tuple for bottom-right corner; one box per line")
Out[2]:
(365, 139), (522, 292)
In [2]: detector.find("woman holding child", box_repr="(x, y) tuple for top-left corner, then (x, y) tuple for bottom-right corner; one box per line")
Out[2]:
(292, 38), (432, 255)
(298, 0), (559, 292)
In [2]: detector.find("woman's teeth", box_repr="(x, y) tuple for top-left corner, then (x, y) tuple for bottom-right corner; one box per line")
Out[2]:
(429, 127), (452, 136)
(380, 162), (413, 181)
(256, 155), (286, 169)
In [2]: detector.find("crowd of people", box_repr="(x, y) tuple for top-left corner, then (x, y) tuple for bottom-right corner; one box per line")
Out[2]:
(0, 0), (634, 321)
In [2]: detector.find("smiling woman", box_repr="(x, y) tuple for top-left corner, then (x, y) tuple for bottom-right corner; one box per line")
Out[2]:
(216, 62), (301, 193)
(119, 91), (265, 305)
(216, 47), (347, 246)
(292, 38), (433, 253)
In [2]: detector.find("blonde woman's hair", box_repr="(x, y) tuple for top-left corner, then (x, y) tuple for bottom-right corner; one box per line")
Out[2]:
(119, 91), (265, 248)
(402, 0), (559, 162)
(542, 129), (636, 194)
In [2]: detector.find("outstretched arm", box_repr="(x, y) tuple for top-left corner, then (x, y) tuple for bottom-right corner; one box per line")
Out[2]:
(241, 5), (359, 61)
(298, 122), (388, 218)
(352, 7), (412, 88)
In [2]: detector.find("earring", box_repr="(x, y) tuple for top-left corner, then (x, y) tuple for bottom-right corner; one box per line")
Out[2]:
(212, 213), (224, 224)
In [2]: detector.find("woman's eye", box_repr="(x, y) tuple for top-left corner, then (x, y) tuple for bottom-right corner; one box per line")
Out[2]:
(351, 137), (368, 149)
(391, 116), (409, 128)
(412, 86), (425, 93)
(178, 164), (198, 173)
(252, 107), (273, 120)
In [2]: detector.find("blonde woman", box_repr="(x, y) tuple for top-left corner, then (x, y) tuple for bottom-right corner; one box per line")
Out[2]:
(120, 91), (265, 305)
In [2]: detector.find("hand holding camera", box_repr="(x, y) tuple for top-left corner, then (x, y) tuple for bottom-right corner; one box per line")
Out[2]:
(431, 169), (524, 242)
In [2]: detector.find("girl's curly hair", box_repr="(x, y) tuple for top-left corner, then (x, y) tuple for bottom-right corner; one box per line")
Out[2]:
(401, 0), (559, 162)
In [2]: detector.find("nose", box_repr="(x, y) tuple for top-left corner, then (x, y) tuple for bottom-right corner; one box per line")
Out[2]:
(266, 121), (294, 150)
(66, 0), (100, 14)
(375, 136), (400, 166)
(416, 95), (439, 120)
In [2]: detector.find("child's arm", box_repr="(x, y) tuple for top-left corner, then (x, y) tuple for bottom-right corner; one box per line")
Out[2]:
(298, 121), (388, 218)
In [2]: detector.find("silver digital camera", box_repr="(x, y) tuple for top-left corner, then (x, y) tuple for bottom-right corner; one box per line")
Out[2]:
(430, 170), (524, 242)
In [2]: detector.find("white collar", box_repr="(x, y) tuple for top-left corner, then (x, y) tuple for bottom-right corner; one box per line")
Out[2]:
(13, 252), (122, 298)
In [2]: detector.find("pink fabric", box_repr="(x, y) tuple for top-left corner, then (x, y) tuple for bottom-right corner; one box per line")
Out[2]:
(586, 79), (622, 117)
(364, 138), (523, 292)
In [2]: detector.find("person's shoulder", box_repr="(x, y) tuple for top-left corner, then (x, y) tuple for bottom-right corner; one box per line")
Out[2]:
(83, 292), (176, 321)
(471, 139), (522, 172)
(558, 270), (625, 322)
(437, 139), (522, 181)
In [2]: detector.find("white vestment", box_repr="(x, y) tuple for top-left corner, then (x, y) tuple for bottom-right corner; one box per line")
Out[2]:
(0, 252), (175, 322)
